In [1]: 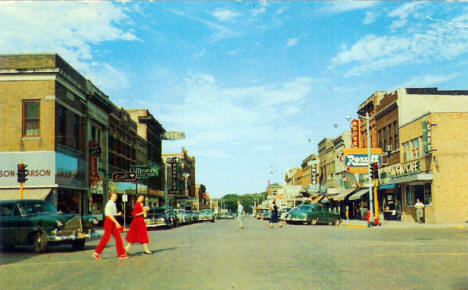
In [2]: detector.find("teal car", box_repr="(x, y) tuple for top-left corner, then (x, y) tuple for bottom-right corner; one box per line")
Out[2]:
(198, 209), (215, 223)
(0, 200), (100, 253)
(286, 204), (341, 226)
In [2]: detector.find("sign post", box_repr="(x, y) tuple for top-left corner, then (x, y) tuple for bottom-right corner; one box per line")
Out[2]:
(122, 193), (128, 229)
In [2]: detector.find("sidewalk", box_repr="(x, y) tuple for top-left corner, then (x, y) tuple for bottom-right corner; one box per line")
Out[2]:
(341, 219), (468, 229)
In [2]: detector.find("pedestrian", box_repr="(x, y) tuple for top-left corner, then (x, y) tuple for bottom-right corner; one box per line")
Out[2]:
(414, 199), (425, 223)
(269, 201), (281, 228)
(93, 193), (128, 260)
(237, 201), (244, 229)
(125, 195), (152, 255)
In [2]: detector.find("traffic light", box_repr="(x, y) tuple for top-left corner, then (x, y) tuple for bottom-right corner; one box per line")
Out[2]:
(371, 162), (379, 180)
(17, 163), (28, 183)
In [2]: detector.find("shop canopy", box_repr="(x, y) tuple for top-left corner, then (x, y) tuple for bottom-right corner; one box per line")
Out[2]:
(332, 188), (356, 201)
(0, 188), (51, 200)
(348, 189), (369, 201)
(378, 184), (396, 190)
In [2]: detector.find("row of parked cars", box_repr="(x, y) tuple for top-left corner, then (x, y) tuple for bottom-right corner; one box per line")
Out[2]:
(145, 206), (215, 229)
(256, 203), (341, 226)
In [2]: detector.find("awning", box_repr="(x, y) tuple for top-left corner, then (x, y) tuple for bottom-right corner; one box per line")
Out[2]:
(326, 187), (341, 195)
(332, 188), (356, 201)
(0, 188), (52, 200)
(348, 189), (369, 201)
(379, 184), (396, 190)
(310, 195), (325, 204)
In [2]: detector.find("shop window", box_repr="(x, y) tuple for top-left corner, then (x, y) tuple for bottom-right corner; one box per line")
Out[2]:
(405, 185), (415, 206)
(23, 100), (40, 136)
(405, 185), (427, 206)
(424, 183), (432, 205)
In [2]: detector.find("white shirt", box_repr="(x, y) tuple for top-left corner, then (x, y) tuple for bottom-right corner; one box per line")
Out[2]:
(238, 203), (244, 214)
(104, 200), (118, 217)
(414, 201), (425, 209)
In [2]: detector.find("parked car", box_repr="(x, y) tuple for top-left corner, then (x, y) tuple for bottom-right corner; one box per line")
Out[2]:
(174, 209), (189, 224)
(186, 210), (197, 223)
(279, 207), (291, 221)
(0, 199), (100, 253)
(226, 212), (236, 219)
(145, 206), (177, 229)
(198, 209), (215, 223)
(256, 209), (271, 220)
(286, 204), (341, 225)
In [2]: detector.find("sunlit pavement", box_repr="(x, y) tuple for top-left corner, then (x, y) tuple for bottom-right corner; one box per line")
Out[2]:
(1, 217), (467, 290)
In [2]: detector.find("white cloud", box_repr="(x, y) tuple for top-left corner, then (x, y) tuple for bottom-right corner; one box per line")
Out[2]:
(397, 73), (459, 88)
(251, 7), (266, 16)
(388, 2), (426, 30)
(0, 2), (137, 91)
(363, 11), (378, 24)
(212, 9), (240, 22)
(193, 49), (206, 58)
(330, 10), (468, 76)
(287, 38), (298, 47)
(319, 1), (378, 14)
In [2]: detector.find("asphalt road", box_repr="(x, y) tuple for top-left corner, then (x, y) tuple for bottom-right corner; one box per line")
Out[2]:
(0, 217), (467, 290)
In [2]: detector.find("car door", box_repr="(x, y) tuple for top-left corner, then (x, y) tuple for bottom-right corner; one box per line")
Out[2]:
(0, 203), (22, 245)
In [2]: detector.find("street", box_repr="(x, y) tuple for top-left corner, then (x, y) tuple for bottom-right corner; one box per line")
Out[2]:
(1, 217), (467, 290)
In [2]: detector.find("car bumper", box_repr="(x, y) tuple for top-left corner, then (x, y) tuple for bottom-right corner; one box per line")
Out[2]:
(146, 217), (170, 228)
(199, 217), (213, 221)
(47, 230), (101, 242)
(288, 217), (307, 221)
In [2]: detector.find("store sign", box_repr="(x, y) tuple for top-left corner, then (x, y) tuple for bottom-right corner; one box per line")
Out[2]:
(344, 148), (382, 174)
(351, 119), (360, 148)
(422, 120), (432, 154)
(0, 152), (56, 187)
(162, 131), (185, 140)
(130, 165), (159, 179)
(381, 161), (421, 177)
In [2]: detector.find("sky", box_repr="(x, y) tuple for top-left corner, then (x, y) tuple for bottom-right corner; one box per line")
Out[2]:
(1, 1), (468, 197)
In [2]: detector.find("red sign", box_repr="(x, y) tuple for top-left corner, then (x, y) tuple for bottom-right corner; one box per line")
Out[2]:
(88, 156), (101, 186)
(351, 119), (360, 148)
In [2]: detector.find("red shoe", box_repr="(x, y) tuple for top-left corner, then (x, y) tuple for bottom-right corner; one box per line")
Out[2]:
(118, 255), (129, 259)
(92, 252), (101, 260)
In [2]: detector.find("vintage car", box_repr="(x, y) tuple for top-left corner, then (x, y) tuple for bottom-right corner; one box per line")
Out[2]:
(145, 206), (177, 229)
(198, 209), (215, 223)
(174, 209), (190, 224)
(226, 212), (236, 219)
(286, 204), (341, 225)
(279, 207), (291, 221)
(256, 209), (271, 220)
(0, 199), (100, 253)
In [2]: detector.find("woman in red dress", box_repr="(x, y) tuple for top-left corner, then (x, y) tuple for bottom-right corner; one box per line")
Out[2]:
(124, 195), (152, 254)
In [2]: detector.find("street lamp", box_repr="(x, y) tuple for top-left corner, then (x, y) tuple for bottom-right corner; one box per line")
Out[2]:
(347, 113), (374, 223)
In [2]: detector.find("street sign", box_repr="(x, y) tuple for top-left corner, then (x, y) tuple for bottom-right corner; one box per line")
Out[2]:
(162, 131), (185, 140)
(129, 165), (159, 178)
(112, 172), (138, 182)
(122, 194), (128, 202)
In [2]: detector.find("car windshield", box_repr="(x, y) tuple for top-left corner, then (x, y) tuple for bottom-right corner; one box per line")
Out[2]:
(18, 201), (57, 216)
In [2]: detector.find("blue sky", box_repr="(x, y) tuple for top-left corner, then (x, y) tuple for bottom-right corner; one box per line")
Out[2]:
(2, 1), (468, 197)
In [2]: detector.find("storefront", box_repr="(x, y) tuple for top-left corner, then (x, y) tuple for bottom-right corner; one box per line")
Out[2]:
(346, 188), (369, 219)
(378, 184), (402, 221)
(0, 150), (88, 215)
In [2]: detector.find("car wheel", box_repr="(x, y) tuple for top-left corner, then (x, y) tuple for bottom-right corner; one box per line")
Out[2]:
(286, 220), (291, 224)
(34, 232), (48, 253)
(72, 239), (86, 250)
(311, 218), (318, 225)
(211, 219), (215, 223)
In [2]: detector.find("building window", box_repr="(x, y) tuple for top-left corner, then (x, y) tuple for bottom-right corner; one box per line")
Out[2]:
(406, 184), (431, 206)
(412, 138), (420, 159)
(388, 124), (393, 151)
(23, 100), (40, 136)
(424, 183), (432, 206)
(403, 142), (410, 162)
(393, 121), (399, 149)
